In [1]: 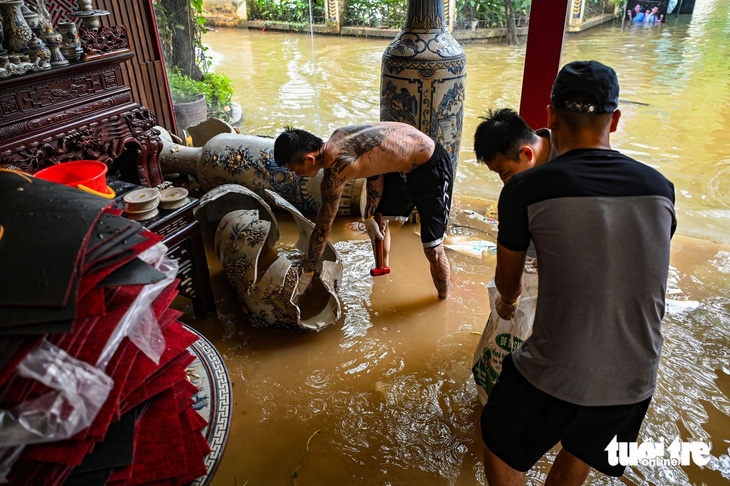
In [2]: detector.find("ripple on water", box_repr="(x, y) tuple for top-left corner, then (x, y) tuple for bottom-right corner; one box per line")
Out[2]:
(380, 374), (471, 478)
(340, 340), (393, 376)
(619, 299), (730, 484)
(705, 161), (730, 210)
(305, 368), (333, 389)
(335, 240), (375, 340)
(333, 391), (383, 453)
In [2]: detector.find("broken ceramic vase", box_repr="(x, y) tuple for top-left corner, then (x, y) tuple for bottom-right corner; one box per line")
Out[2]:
(196, 184), (342, 332)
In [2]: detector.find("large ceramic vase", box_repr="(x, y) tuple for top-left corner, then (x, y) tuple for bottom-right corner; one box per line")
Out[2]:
(156, 126), (365, 217)
(380, 0), (466, 170)
(0, 0), (33, 54)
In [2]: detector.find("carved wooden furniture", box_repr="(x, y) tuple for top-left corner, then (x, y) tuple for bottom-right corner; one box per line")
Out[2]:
(147, 196), (216, 318)
(0, 51), (164, 187)
(110, 180), (216, 318)
(22, 0), (177, 134)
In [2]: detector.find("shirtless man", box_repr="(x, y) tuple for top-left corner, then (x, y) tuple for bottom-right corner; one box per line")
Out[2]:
(274, 122), (454, 301)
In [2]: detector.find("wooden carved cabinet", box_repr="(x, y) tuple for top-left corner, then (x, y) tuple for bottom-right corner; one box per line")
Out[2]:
(0, 51), (164, 187)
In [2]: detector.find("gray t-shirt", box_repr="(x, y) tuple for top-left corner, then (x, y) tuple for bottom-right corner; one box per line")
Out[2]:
(498, 148), (676, 406)
(526, 128), (556, 258)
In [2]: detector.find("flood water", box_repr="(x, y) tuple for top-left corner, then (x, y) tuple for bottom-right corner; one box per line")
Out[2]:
(175, 2), (730, 484)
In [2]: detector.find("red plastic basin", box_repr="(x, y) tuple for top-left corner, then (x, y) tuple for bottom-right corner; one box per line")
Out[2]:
(34, 160), (111, 195)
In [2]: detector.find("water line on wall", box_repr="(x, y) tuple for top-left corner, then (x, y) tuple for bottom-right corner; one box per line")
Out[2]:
(308, 0), (322, 135)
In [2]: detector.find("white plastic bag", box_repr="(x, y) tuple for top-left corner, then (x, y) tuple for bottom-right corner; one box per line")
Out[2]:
(96, 243), (177, 370)
(0, 340), (114, 481)
(472, 271), (538, 406)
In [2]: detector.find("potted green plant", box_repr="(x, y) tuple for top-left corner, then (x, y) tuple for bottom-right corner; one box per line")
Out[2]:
(168, 69), (235, 137)
(168, 70), (208, 137)
(199, 71), (235, 122)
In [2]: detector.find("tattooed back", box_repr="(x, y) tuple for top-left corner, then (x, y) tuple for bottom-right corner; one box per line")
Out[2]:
(323, 122), (435, 182)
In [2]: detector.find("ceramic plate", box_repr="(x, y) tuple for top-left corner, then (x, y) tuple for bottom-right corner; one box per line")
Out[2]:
(184, 325), (232, 486)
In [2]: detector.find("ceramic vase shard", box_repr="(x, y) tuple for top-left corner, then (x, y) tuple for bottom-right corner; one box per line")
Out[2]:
(264, 189), (342, 331)
(197, 184), (279, 250)
(198, 185), (342, 332)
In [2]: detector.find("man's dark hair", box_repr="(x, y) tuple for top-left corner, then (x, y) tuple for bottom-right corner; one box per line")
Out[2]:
(273, 127), (324, 167)
(473, 108), (539, 164)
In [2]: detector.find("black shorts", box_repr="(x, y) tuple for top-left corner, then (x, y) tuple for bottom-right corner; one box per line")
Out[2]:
(375, 141), (453, 248)
(481, 354), (652, 477)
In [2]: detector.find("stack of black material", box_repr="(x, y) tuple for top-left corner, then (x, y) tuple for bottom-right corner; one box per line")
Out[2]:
(0, 171), (210, 485)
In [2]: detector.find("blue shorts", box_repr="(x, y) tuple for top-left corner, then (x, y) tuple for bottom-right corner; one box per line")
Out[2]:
(481, 354), (652, 477)
(375, 141), (453, 248)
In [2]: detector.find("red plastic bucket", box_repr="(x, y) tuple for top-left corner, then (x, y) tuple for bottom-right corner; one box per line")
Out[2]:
(34, 160), (114, 198)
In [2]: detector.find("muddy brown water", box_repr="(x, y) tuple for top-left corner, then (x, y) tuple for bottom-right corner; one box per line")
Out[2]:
(173, 4), (730, 485)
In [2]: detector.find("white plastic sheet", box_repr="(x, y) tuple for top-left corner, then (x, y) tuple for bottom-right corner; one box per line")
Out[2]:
(96, 243), (177, 370)
(0, 341), (114, 480)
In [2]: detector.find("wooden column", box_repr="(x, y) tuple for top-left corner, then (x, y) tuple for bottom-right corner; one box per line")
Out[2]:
(518, 0), (570, 130)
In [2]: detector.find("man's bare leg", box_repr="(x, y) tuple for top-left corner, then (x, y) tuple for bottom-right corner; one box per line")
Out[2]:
(544, 448), (591, 486)
(424, 243), (449, 299)
(483, 445), (523, 486)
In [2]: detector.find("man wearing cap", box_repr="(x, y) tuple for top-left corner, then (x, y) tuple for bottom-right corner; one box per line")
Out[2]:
(481, 61), (676, 485)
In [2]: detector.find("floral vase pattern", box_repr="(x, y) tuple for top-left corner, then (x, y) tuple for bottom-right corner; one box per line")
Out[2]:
(0, 0), (34, 54)
(198, 184), (342, 331)
(380, 0), (466, 170)
(156, 126), (365, 217)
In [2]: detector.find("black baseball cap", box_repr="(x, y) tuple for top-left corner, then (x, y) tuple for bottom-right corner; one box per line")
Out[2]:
(550, 60), (619, 114)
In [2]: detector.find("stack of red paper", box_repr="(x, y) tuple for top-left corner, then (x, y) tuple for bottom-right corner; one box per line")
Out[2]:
(0, 172), (211, 485)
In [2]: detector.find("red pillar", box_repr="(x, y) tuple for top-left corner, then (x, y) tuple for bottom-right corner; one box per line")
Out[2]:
(518, 1), (571, 130)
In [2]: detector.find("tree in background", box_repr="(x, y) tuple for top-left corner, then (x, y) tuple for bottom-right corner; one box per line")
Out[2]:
(154, 0), (206, 82)
(153, 0), (235, 122)
(502, 0), (518, 44)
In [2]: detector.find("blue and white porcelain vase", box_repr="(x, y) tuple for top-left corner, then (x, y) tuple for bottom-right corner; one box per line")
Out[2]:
(0, 0), (33, 54)
(156, 126), (365, 217)
(380, 0), (466, 171)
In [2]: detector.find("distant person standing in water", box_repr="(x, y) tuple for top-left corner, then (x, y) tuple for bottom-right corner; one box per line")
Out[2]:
(481, 60), (676, 485)
(645, 6), (663, 23)
(274, 122), (453, 301)
(628, 3), (645, 22)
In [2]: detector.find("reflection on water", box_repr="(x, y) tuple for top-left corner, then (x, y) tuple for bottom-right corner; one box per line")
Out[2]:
(179, 3), (730, 485)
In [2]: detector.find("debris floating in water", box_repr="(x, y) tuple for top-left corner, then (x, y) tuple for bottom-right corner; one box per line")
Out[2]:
(306, 429), (321, 451)
(665, 299), (700, 315)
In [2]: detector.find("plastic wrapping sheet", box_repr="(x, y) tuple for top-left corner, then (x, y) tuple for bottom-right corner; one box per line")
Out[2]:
(96, 244), (178, 371)
(0, 340), (114, 480)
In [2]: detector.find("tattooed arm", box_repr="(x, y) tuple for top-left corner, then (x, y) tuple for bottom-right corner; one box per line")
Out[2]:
(303, 169), (345, 274)
(364, 174), (384, 219)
